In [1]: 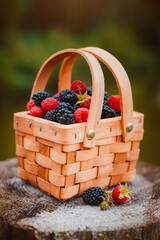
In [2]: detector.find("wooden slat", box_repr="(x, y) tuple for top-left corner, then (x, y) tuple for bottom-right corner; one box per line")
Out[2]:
(62, 162), (80, 175)
(128, 161), (137, 171)
(127, 149), (140, 161)
(60, 185), (79, 200)
(96, 136), (116, 146)
(17, 156), (24, 169)
(132, 130), (144, 141)
(50, 184), (60, 199)
(24, 158), (38, 175)
(24, 138), (39, 152)
(37, 177), (51, 194)
(94, 154), (114, 166)
(63, 143), (81, 152)
(122, 170), (136, 182)
(79, 179), (95, 195)
(95, 177), (111, 189)
(26, 172), (37, 186)
(36, 153), (52, 169)
(110, 162), (128, 176)
(50, 148), (66, 165)
(97, 164), (113, 178)
(49, 170), (65, 187)
(114, 153), (127, 164)
(80, 159), (94, 171)
(38, 165), (49, 181)
(76, 167), (97, 183)
(76, 147), (98, 161)
(18, 167), (27, 181)
(16, 134), (23, 146)
(131, 141), (140, 150)
(39, 143), (50, 157)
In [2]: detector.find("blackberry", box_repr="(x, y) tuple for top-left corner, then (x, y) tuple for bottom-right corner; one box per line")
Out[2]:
(104, 92), (109, 101)
(53, 95), (60, 102)
(87, 86), (92, 96)
(82, 187), (105, 205)
(56, 109), (75, 125)
(59, 89), (78, 105)
(44, 110), (57, 122)
(32, 91), (50, 106)
(116, 111), (121, 117)
(87, 87), (109, 101)
(57, 102), (79, 113)
(101, 104), (116, 119)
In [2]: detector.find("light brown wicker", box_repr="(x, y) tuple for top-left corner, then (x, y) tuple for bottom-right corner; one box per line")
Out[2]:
(14, 47), (144, 201)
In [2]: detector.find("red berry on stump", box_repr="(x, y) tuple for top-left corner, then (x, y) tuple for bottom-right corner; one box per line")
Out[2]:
(112, 183), (132, 204)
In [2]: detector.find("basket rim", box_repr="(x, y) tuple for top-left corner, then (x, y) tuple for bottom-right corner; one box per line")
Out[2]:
(14, 111), (144, 130)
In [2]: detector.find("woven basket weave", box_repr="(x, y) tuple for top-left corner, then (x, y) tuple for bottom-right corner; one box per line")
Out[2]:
(14, 47), (144, 201)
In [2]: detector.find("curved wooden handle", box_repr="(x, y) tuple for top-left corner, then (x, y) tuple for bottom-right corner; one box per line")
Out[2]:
(58, 47), (134, 142)
(30, 48), (105, 148)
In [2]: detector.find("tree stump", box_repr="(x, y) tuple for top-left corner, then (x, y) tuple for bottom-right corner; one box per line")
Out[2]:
(0, 159), (159, 240)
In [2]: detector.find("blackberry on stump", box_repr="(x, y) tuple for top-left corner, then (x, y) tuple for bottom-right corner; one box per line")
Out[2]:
(32, 91), (50, 106)
(59, 89), (78, 105)
(82, 187), (105, 205)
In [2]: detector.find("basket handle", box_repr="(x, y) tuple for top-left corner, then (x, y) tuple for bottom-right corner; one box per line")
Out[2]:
(30, 48), (104, 148)
(58, 47), (134, 142)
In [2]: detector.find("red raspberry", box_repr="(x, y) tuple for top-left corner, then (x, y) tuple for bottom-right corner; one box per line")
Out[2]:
(79, 97), (91, 109)
(71, 80), (87, 94)
(107, 95), (120, 112)
(74, 108), (89, 123)
(41, 97), (58, 112)
(112, 183), (132, 204)
(27, 100), (35, 111)
(30, 106), (44, 118)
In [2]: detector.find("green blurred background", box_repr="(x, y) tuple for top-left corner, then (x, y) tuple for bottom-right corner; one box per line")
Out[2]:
(0, 0), (160, 165)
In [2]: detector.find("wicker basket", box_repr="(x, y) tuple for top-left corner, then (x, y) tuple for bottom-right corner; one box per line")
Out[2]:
(14, 47), (144, 201)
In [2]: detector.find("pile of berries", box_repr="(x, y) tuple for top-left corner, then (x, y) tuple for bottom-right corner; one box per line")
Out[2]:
(27, 80), (121, 125)
(82, 183), (132, 211)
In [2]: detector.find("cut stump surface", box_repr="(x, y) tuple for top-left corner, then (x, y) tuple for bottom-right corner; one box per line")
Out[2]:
(0, 158), (160, 240)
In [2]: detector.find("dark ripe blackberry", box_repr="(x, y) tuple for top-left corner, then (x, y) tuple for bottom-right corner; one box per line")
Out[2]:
(59, 89), (78, 105)
(82, 187), (105, 205)
(53, 95), (60, 102)
(116, 111), (121, 117)
(44, 110), (57, 122)
(56, 109), (75, 125)
(87, 86), (92, 96)
(87, 87), (109, 101)
(57, 102), (79, 113)
(104, 92), (109, 101)
(32, 91), (50, 106)
(101, 105), (116, 119)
